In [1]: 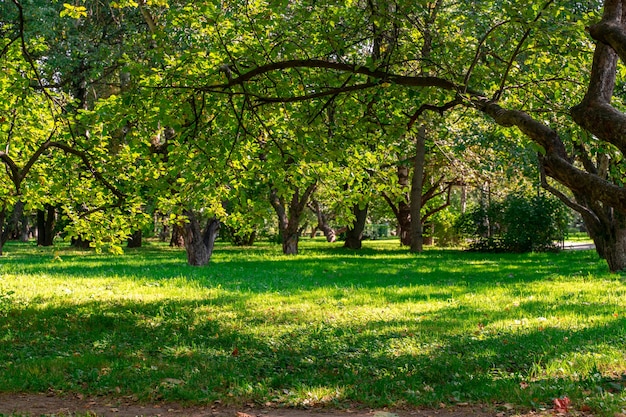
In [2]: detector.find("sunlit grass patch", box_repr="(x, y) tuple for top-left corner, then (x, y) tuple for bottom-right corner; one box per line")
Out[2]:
(0, 239), (625, 415)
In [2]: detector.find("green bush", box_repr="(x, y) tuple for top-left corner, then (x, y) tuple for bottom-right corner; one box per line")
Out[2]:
(456, 192), (568, 252)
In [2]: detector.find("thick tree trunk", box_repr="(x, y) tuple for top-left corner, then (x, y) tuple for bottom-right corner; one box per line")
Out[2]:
(397, 201), (412, 246)
(409, 126), (427, 253)
(282, 223), (300, 255)
(344, 203), (368, 249)
(582, 209), (626, 272)
(181, 210), (220, 266)
(597, 228), (626, 272)
(127, 230), (142, 248)
(477, 2), (626, 272)
(37, 205), (56, 246)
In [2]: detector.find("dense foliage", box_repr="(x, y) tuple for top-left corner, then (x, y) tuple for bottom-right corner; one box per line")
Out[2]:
(2, 0), (626, 271)
(457, 192), (568, 252)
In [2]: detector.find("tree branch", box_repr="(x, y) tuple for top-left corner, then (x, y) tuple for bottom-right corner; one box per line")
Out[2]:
(201, 59), (460, 92)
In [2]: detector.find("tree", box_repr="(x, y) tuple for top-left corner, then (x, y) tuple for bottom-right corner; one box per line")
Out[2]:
(186, 0), (626, 271)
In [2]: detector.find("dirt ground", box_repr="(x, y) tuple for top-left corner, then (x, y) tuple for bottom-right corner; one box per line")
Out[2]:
(0, 393), (538, 417)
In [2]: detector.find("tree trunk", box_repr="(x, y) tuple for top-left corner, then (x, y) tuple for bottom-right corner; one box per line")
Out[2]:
(270, 183), (317, 255)
(0, 204), (7, 256)
(282, 223), (300, 255)
(0, 202), (25, 255)
(127, 230), (142, 248)
(309, 200), (337, 242)
(344, 203), (368, 249)
(71, 236), (92, 249)
(581, 208), (626, 272)
(37, 205), (56, 246)
(181, 210), (220, 266)
(597, 227), (626, 272)
(409, 126), (427, 253)
(170, 223), (185, 247)
(397, 201), (412, 246)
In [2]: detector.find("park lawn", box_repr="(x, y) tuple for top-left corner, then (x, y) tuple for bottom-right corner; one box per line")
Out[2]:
(0, 239), (625, 415)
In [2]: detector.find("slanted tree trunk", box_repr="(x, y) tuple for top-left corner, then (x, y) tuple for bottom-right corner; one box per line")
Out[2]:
(270, 183), (317, 255)
(181, 210), (220, 266)
(37, 205), (56, 246)
(127, 230), (142, 248)
(409, 126), (427, 253)
(344, 203), (368, 249)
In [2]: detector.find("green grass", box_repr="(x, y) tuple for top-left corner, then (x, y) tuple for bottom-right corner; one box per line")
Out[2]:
(1, 238), (626, 415)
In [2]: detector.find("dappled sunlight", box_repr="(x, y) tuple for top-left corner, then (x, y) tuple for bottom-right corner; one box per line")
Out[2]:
(2, 241), (625, 409)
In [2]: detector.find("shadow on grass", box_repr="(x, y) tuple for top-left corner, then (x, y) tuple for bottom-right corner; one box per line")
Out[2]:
(0, 240), (608, 294)
(1, 240), (623, 410)
(1, 294), (625, 409)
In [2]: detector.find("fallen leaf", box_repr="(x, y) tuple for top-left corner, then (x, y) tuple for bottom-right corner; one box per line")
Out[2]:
(553, 396), (571, 414)
(232, 347), (240, 356)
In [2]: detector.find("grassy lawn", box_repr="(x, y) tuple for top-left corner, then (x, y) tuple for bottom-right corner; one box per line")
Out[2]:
(1, 239), (625, 415)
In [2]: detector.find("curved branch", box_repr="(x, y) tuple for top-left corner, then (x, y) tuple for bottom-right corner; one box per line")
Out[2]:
(407, 98), (463, 130)
(539, 162), (600, 225)
(0, 151), (20, 188)
(476, 99), (626, 211)
(203, 59), (460, 92)
(47, 142), (127, 201)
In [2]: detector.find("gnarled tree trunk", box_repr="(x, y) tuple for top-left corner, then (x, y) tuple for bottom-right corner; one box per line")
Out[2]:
(170, 223), (185, 247)
(181, 210), (220, 266)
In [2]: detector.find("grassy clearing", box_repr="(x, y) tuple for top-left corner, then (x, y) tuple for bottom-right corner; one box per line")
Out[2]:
(1, 239), (626, 415)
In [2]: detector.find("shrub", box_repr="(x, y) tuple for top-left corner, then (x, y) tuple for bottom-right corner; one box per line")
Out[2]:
(456, 192), (567, 252)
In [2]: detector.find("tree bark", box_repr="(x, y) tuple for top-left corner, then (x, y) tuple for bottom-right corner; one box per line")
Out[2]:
(181, 210), (220, 266)
(270, 183), (317, 255)
(309, 200), (337, 242)
(170, 223), (185, 247)
(344, 203), (369, 249)
(0, 204), (7, 256)
(37, 205), (56, 246)
(578, 200), (626, 272)
(0, 201), (25, 255)
(409, 126), (427, 253)
(127, 230), (142, 248)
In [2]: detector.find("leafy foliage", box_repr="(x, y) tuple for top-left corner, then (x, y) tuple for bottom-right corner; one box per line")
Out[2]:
(457, 192), (568, 252)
